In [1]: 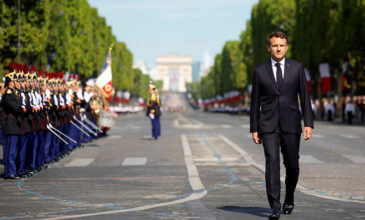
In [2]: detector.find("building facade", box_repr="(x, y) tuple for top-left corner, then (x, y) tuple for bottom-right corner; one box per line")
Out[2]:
(192, 61), (201, 82)
(156, 54), (192, 92)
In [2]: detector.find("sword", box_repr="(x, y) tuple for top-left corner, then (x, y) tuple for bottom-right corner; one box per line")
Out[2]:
(74, 116), (97, 136)
(46, 124), (69, 145)
(70, 120), (90, 137)
(82, 115), (102, 133)
(48, 124), (77, 144)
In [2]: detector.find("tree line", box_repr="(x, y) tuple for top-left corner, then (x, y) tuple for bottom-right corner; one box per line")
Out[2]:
(0, 0), (155, 100)
(188, 0), (364, 102)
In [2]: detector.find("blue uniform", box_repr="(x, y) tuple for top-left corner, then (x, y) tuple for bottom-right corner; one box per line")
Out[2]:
(2, 88), (23, 178)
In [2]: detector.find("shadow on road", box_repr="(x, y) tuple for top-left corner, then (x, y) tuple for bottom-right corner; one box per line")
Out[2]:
(217, 206), (270, 218)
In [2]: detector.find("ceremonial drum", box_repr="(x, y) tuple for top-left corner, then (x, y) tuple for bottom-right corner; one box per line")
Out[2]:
(98, 110), (117, 131)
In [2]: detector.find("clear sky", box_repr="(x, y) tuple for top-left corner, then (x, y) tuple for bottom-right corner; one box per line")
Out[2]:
(88, 0), (258, 68)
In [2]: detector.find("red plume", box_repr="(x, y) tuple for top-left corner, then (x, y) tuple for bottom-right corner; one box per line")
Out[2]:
(49, 72), (54, 79)
(60, 72), (64, 79)
(44, 70), (48, 78)
(31, 65), (36, 73)
(24, 64), (29, 73)
(16, 63), (23, 72)
(9, 62), (16, 71)
(77, 75), (81, 81)
(38, 69), (43, 77)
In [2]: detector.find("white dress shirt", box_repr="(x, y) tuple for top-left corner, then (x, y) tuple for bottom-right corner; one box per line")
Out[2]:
(271, 58), (285, 81)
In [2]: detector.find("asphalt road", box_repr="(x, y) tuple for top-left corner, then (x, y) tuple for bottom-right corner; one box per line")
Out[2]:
(1, 97), (365, 219)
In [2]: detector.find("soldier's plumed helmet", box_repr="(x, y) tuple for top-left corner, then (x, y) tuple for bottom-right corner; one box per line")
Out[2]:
(4, 72), (14, 87)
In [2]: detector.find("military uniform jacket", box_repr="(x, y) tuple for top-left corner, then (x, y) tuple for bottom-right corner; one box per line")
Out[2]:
(2, 88), (23, 134)
(146, 98), (161, 117)
(49, 92), (59, 127)
(20, 89), (33, 133)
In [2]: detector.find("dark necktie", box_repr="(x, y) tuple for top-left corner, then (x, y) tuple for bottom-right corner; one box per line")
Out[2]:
(276, 63), (283, 88)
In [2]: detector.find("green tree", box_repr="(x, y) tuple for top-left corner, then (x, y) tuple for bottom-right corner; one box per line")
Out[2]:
(0, 0), (136, 94)
(221, 41), (247, 93)
(251, 0), (296, 67)
(239, 20), (254, 84)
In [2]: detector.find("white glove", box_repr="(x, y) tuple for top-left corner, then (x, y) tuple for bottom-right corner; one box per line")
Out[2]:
(149, 113), (155, 119)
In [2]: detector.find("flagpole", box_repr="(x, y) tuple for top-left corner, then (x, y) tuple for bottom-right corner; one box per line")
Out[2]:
(108, 44), (113, 54)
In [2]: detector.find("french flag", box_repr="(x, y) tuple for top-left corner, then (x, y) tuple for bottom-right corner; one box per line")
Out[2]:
(319, 63), (332, 94)
(304, 68), (312, 93)
(96, 45), (113, 98)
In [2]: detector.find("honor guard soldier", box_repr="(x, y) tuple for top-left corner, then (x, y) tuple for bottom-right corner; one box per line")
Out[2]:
(26, 66), (41, 174)
(49, 72), (60, 161)
(0, 82), (3, 145)
(17, 64), (34, 178)
(83, 84), (94, 142)
(57, 72), (67, 156)
(42, 71), (54, 165)
(75, 76), (84, 144)
(2, 68), (23, 179)
(146, 84), (161, 140)
(34, 68), (46, 170)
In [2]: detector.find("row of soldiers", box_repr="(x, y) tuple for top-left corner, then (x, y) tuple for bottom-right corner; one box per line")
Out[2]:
(1, 63), (105, 179)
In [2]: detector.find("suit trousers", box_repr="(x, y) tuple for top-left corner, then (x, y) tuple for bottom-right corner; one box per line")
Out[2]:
(260, 128), (300, 209)
(18, 133), (31, 175)
(3, 134), (21, 178)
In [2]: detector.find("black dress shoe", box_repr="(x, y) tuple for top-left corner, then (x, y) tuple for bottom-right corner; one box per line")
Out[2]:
(7, 175), (19, 179)
(282, 203), (294, 214)
(20, 174), (30, 178)
(268, 208), (280, 219)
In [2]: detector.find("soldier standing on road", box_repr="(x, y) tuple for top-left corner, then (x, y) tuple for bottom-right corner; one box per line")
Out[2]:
(146, 84), (161, 140)
(250, 31), (313, 219)
(2, 71), (23, 179)
(17, 65), (34, 178)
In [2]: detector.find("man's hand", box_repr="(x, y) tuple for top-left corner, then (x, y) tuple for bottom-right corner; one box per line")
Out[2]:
(303, 127), (312, 140)
(252, 132), (262, 144)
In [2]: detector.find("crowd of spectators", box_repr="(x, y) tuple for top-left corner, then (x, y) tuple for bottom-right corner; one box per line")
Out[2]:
(311, 95), (365, 125)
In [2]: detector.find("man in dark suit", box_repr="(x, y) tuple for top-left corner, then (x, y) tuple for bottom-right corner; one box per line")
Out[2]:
(250, 31), (313, 219)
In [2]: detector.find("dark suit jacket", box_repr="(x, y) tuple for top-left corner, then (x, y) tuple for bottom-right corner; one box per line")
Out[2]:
(2, 88), (23, 135)
(250, 58), (313, 134)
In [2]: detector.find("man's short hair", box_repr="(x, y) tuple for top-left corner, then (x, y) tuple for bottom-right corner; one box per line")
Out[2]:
(268, 31), (288, 45)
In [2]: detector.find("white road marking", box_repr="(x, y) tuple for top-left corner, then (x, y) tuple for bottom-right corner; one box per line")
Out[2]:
(219, 135), (365, 204)
(339, 134), (361, 139)
(46, 190), (206, 220)
(182, 134), (205, 191)
(300, 155), (324, 164)
(108, 135), (122, 139)
(221, 125), (232, 128)
(122, 157), (147, 166)
(189, 119), (203, 126)
(312, 134), (325, 138)
(242, 124), (250, 129)
(193, 157), (240, 162)
(64, 158), (95, 167)
(45, 135), (207, 220)
(343, 155), (365, 164)
(219, 135), (262, 169)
